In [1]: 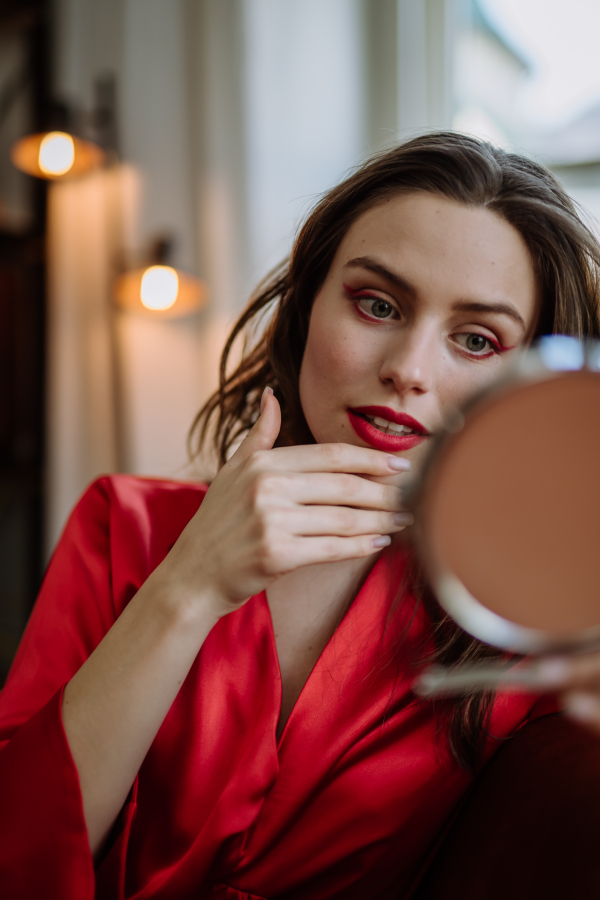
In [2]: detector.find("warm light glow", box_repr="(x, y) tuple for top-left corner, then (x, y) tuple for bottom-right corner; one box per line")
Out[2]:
(140, 266), (179, 310)
(115, 266), (206, 317)
(38, 132), (75, 176)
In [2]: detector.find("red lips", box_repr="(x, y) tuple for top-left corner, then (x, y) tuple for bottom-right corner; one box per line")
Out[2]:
(348, 406), (429, 452)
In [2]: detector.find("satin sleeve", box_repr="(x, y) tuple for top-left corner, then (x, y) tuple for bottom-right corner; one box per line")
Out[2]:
(0, 479), (118, 900)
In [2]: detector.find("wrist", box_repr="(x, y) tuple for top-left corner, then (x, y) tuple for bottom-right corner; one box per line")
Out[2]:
(141, 563), (225, 634)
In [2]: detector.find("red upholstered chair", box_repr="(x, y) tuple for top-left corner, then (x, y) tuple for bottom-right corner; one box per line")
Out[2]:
(415, 714), (600, 899)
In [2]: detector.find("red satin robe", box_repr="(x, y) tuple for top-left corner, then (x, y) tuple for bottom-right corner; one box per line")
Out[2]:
(0, 475), (553, 900)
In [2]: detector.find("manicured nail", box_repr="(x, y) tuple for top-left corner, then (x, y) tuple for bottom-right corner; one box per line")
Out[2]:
(373, 535), (392, 548)
(393, 512), (414, 526)
(387, 456), (411, 471)
(260, 386), (274, 414)
(564, 691), (600, 724)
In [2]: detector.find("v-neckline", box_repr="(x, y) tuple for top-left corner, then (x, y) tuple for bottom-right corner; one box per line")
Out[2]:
(263, 550), (389, 750)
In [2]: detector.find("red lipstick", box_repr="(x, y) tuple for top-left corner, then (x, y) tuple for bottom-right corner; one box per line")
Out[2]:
(348, 406), (430, 452)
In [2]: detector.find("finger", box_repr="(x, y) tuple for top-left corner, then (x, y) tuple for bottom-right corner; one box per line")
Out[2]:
(280, 506), (413, 536)
(230, 388), (281, 462)
(261, 441), (411, 477)
(564, 654), (600, 687)
(562, 691), (600, 733)
(285, 471), (404, 511)
(286, 533), (393, 568)
(531, 655), (600, 690)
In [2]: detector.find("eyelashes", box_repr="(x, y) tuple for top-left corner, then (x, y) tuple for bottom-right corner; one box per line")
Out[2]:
(342, 283), (516, 358)
(342, 284), (399, 321)
(453, 332), (502, 358)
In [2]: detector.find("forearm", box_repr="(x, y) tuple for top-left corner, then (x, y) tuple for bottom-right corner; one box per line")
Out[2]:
(61, 571), (220, 857)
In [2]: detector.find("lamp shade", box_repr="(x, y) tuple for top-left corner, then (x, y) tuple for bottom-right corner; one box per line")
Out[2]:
(114, 266), (206, 318)
(11, 131), (106, 180)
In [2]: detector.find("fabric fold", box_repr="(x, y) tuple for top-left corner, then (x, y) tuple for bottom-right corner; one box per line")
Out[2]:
(0, 686), (95, 900)
(0, 475), (557, 899)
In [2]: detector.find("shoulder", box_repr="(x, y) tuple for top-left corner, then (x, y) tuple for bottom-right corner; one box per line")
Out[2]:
(88, 473), (208, 518)
(70, 474), (210, 611)
(72, 474), (208, 538)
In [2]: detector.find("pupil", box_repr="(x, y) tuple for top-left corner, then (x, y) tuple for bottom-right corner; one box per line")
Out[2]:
(467, 334), (486, 351)
(372, 299), (391, 318)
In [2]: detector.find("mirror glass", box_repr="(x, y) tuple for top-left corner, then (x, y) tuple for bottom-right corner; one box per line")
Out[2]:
(419, 338), (600, 661)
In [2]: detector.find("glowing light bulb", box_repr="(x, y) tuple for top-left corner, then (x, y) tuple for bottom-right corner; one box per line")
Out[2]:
(38, 132), (75, 176)
(140, 266), (179, 310)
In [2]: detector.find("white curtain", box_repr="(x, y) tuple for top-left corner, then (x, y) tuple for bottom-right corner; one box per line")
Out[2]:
(46, 169), (122, 552)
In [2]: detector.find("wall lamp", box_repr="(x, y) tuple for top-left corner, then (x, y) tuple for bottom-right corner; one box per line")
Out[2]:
(11, 130), (105, 180)
(10, 78), (116, 180)
(114, 237), (206, 318)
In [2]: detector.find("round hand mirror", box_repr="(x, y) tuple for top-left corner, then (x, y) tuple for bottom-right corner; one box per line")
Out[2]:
(415, 336), (600, 694)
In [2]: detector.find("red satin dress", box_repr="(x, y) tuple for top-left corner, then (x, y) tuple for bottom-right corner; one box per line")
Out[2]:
(0, 475), (553, 900)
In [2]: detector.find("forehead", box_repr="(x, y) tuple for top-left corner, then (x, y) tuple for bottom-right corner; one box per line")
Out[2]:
(334, 192), (538, 321)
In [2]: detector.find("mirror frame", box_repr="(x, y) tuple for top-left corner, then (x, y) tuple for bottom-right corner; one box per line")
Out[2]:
(415, 336), (600, 655)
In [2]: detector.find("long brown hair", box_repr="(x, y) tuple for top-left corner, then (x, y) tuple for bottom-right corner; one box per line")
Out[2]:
(191, 132), (600, 771)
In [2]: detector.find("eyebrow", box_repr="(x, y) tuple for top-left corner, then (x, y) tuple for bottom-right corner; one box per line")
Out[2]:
(343, 255), (527, 330)
(452, 300), (526, 330)
(344, 256), (416, 297)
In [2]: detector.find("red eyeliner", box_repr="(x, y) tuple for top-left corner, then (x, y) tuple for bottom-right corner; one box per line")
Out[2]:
(343, 282), (376, 298)
(485, 338), (516, 354)
(343, 282), (517, 355)
(342, 282), (395, 323)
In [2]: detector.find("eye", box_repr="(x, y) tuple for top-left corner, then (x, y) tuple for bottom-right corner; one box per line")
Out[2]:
(356, 296), (399, 320)
(454, 332), (500, 357)
(466, 334), (487, 352)
(343, 283), (401, 322)
(370, 298), (394, 318)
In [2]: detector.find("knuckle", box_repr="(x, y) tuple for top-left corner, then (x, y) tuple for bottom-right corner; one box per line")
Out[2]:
(338, 506), (358, 533)
(245, 450), (267, 474)
(322, 537), (342, 560)
(248, 472), (285, 509)
(325, 443), (345, 467)
(338, 473), (359, 498)
(256, 537), (281, 575)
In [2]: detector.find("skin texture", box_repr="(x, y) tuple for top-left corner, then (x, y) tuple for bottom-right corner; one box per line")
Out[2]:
(65, 191), (584, 860)
(299, 192), (538, 478)
(271, 193), (539, 731)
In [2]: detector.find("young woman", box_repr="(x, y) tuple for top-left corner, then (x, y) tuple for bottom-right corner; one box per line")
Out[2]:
(1, 133), (599, 900)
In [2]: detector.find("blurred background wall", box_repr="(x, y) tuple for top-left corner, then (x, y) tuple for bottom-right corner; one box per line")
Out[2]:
(45, 0), (453, 552)
(1, 0), (599, 680)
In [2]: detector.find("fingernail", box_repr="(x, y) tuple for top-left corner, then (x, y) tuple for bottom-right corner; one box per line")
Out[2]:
(260, 386), (273, 414)
(393, 512), (414, 526)
(535, 657), (573, 686)
(373, 535), (392, 548)
(387, 456), (411, 471)
(564, 691), (600, 723)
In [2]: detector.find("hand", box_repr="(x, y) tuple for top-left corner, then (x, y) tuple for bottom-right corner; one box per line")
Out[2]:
(529, 654), (600, 734)
(155, 388), (412, 618)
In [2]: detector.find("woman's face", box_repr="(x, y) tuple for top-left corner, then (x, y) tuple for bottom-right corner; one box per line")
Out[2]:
(299, 192), (539, 478)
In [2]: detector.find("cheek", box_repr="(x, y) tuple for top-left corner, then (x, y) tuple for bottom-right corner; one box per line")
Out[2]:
(302, 329), (364, 387)
(439, 353), (515, 415)
(299, 312), (376, 427)
(299, 330), (349, 424)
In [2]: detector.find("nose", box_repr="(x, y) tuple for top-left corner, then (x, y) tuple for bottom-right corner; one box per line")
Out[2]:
(379, 323), (437, 396)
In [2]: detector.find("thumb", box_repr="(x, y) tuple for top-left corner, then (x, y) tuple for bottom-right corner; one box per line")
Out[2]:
(232, 387), (281, 461)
